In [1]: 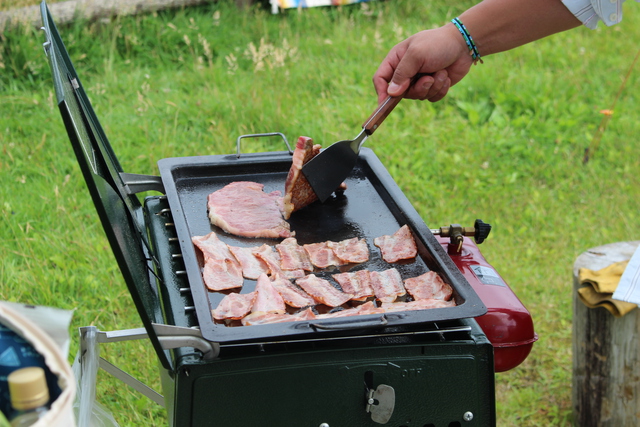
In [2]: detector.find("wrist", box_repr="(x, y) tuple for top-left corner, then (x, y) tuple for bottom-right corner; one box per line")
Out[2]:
(449, 18), (483, 64)
(439, 22), (475, 66)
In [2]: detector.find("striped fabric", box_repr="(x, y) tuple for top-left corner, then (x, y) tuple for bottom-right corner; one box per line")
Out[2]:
(562, 0), (639, 29)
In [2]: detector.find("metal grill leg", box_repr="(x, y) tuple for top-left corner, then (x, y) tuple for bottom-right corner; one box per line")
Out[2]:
(77, 326), (165, 408)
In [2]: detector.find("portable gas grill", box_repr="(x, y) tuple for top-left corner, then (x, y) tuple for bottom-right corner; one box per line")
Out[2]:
(36, 2), (539, 425)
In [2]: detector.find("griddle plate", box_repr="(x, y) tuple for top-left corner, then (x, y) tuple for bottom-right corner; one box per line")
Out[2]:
(159, 148), (486, 343)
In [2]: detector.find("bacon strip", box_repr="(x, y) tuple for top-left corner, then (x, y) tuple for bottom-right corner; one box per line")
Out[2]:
(228, 245), (270, 280)
(252, 273), (286, 314)
(253, 244), (305, 280)
(296, 274), (353, 307)
(192, 232), (244, 291)
(202, 258), (244, 291)
(212, 292), (257, 320)
(270, 276), (316, 308)
(275, 237), (314, 271)
(315, 301), (385, 319)
(241, 307), (317, 326)
(207, 181), (292, 239)
(381, 299), (455, 312)
(282, 136), (321, 219)
(303, 242), (344, 269)
(404, 271), (453, 301)
(192, 232), (238, 263)
(370, 268), (406, 303)
(374, 225), (418, 263)
(332, 270), (375, 301)
(328, 237), (370, 264)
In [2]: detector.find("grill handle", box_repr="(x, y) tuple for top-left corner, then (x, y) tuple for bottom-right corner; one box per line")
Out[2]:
(308, 314), (389, 331)
(236, 132), (292, 158)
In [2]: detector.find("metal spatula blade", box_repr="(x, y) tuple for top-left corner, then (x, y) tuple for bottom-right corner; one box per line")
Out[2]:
(302, 92), (406, 202)
(301, 129), (368, 202)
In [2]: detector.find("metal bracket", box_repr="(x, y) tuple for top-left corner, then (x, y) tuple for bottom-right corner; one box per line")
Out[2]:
(366, 384), (396, 424)
(151, 323), (220, 361)
(79, 324), (220, 407)
(120, 172), (165, 195)
(98, 356), (165, 406)
(94, 324), (220, 361)
(41, 26), (51, 56)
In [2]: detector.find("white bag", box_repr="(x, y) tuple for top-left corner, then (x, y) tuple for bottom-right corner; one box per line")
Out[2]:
(0, 302), (76, 427)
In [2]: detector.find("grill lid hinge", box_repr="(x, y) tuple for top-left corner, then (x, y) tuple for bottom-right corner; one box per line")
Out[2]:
(120, 172), (165, 195)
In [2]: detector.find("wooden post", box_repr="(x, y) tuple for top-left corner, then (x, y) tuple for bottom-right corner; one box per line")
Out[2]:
(572, 241), (640, 426)
(235, 0), (255, 7)
(0, 0), (218, 32)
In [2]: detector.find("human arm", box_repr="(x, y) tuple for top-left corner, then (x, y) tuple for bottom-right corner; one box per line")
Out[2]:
(373, 0), (582, 104)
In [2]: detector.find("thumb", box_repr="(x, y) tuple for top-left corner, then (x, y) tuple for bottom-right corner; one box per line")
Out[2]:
(387, 55), (422, 97)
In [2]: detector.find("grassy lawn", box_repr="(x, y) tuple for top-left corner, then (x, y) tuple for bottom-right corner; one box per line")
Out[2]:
(1, 0), (639, 425)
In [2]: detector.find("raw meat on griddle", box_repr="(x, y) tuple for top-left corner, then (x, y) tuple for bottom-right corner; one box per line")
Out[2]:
(369, 268), (406, 303)
(202, 258), (244, 291)
(374, 225), (418, 263)
(327, 237), (370, 264)
(207, 181), (293, 239)
(295, 274), (353, 307)
(332, 269), (375, 301)
(303, 241), (345, 269)
(282, 136), (321, 219)
(241, 307), (317, 326)
(228, 245), (270, 280)
(252, 273), (286, 314)
(270, 276), (316, 308)
(404, 271), (453, 301)
(253, 244), (306, 280)
(275, 237), (314, 271)
(192, 232), (244, 291)
(381, 299), (455, 312)
(315, 301), (385, 319)
(212, 291), (257, 320)
(192, 232), (239, 263)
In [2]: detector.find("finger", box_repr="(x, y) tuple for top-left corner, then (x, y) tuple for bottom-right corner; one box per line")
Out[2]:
(427, 77), (451, 103)
(373, 42), (409, 103)
(373, 61), (397, 104)
(387, 42), (425, 97)
(404, 74), (435, 100)
(425, 70), (448, 100)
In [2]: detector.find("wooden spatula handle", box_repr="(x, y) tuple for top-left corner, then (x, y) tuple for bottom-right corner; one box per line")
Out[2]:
(362, 94), (403, 135)
(362, 74), (424, 135)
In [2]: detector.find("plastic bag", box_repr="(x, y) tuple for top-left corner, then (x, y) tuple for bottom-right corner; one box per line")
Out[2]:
(71, 328), (119, 427)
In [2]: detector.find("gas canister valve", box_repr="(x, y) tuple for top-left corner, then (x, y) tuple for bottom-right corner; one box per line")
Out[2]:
(431, 219), (492, 253)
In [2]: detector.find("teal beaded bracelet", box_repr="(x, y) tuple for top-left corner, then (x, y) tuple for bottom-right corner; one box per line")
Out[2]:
(451, 17), (483, 64)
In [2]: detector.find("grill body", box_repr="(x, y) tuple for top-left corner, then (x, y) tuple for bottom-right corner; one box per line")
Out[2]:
(163, 326), (495, 427)
(146, 196), (495, 427)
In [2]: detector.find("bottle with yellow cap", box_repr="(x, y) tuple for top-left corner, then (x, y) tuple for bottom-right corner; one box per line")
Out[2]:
(7, 367), (50, 427)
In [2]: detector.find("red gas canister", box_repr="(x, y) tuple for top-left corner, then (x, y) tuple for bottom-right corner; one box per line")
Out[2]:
(433, 221), (538, 372)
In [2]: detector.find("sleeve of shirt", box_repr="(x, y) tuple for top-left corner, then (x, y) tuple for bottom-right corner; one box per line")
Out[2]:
(562, 0), (636, 29)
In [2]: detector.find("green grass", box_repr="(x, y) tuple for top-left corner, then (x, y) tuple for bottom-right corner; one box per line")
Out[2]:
(2, 1), (640, 425)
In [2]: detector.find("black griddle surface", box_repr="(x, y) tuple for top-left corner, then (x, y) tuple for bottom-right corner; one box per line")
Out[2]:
(159, 148), (486, 343)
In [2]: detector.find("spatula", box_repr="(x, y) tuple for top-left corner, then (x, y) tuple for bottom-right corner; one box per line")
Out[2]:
(301, 85), (413, 203)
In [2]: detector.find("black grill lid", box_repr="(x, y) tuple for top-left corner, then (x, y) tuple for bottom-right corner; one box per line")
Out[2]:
(40, 1), (171, 369)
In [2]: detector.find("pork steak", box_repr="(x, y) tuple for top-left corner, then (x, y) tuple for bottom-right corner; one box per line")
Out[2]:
(207, 181), (293, 239)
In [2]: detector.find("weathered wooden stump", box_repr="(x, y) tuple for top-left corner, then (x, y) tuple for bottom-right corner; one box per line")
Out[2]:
(572, 241), (640, 426)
